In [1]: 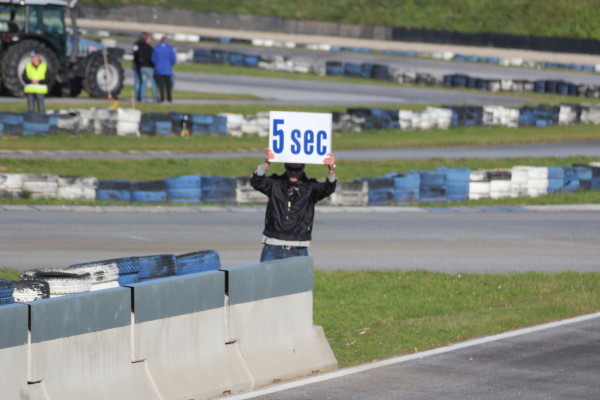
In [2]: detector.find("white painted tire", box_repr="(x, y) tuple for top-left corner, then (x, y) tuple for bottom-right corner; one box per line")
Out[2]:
(68, 261), (119, 284)
(0, 173), (27, 189)
(57, 187), (97, 200)
(21, 269), (92, 295)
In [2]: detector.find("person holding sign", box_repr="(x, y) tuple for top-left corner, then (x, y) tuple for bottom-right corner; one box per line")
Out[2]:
(251, 148), (336, 262)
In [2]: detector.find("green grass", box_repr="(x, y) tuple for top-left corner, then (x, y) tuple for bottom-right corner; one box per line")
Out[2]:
(2, 124), (600, 152)
(115, 84), (260, 101)
(81, 0), (600, 40)
(314, 270), (600, 367)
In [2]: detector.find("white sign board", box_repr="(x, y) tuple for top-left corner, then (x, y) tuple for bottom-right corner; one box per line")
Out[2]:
(268, 111), (332, 164)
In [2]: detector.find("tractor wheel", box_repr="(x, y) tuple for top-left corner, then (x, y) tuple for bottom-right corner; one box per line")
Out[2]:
(0, 40), (59, 97)
(82, 55), (124, 99)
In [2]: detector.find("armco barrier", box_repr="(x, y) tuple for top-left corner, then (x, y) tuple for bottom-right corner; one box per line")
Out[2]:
(129, 270), (252, 399)
(29, 288), (161, 400)
(223, 256), (337, 387)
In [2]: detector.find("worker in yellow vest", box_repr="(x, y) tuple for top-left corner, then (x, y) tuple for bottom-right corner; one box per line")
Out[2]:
(22, 51), (49, 113)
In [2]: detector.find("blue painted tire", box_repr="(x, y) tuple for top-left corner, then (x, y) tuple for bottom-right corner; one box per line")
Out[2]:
(0, 297), (15, 306)
(137, 254), (177, 280)
(96, 189), (131, 202)
(131, 191), (167, 203)
(167, 187), (202, 203)
(394, 173), (420, 189)
(118, 273), (140, 286)
(164, 175), (201, 189)
(70, 256), (140, 275)
(176, 250), (221, 275)
(0, 279), (15, 298)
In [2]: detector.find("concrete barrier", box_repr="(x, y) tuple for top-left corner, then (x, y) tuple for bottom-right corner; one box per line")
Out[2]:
(129, 270), (253, 399)
(29, 288), (161, 400)
(222, 256), (337, 388)
(0, 303), (48, 399)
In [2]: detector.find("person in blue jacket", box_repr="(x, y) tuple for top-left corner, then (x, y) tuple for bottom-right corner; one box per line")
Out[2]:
(151, 36), (177, 103)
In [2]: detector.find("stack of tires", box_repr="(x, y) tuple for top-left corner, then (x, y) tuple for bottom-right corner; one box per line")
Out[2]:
(0, 173), (26, 199)
(220, 113), (244, 137)
(562, 167), (581, 192)
(326, 181), (368, 206)
(527, 167), (564, 197)
(510, 166), (533, 197)
(392, 173), (420, 205)
(0, 113), (23, 134)
(175, 250), (221, 276)
(363, 177), (395, 206)
(436, 167), (470, 201)
(57, 176), (98, 201)
(165, 175), (202, 203)
(489, 170), (512, 199)
(469, 170), (492, 200)
(417, 171), (446, 203)
(96, 180), (131, 202)
(130, 180), (168, 203)
(93, 108), (118, 135)
(22, 174), (58, 199)
(116, 108), (141, 136)
(201, 175), (237, 203)
(235, 176), (268, 204)
(22, 112), (56, 136)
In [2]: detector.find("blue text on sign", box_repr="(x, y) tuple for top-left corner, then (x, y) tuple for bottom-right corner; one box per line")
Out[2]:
(272, 119), (328, 156)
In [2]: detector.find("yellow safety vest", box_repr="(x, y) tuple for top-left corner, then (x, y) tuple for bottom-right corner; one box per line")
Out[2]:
(24, 62), (48, 94)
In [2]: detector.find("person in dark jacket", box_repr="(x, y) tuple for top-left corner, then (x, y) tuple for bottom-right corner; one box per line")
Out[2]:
(132, 32), (157, 103)
(250, 149), (336, 261)
(151, 36), (177, 103)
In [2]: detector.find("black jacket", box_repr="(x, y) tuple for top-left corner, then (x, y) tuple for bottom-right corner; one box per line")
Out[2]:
(132, 40), (154, 69)
(250, 171), (336, 242)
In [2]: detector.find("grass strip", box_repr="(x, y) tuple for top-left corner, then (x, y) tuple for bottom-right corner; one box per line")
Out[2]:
(1, 125), (600, 152)
(314, 270), (600, 367)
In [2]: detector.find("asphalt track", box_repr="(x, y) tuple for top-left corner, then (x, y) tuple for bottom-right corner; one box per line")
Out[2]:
(1, 206), (599, 273)
(223, 313), (600, 400)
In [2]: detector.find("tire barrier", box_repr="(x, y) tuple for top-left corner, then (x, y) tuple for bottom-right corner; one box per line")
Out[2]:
(3, 103), (600, 138)
(175, 250), (221, 275)
(1, 256), (334, 399)
(2, 162), (600, 205)
(182, 46), (600, 99)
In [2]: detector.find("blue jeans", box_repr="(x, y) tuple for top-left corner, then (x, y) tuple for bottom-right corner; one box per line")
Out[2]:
(133, 68), (142, 101)
(140, 66), (157, 102)
(26, 93), (45, 113)
(260, 244), (308, 262)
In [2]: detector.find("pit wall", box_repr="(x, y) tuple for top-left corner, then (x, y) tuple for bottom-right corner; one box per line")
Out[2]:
(0, 256), (336, 400)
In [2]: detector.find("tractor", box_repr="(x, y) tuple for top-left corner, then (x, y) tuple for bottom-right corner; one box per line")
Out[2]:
(0, 0), (124, 98)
